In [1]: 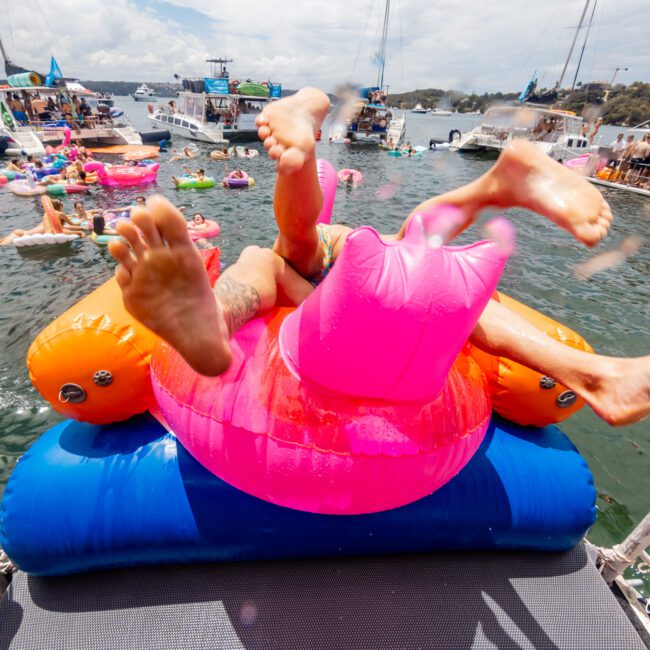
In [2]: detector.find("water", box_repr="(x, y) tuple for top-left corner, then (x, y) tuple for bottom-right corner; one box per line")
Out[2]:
(1, 100), (648, 559)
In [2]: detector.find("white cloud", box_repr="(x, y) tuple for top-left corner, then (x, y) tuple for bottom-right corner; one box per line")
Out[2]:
(1, 0), (647, 92)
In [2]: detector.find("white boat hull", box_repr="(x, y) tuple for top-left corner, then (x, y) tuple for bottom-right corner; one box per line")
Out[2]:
(132, 95), (156, 102)
(148, 113), (227, 144)
(587, 177), (650, 197)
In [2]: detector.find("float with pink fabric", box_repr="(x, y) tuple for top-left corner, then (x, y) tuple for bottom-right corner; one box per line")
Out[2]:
(222, 170), (254, 188)
(337, 168), (363, 185)
(84, 160), (160, 186)
(188, 219), (221, 240)
(0, 159), (596, 576)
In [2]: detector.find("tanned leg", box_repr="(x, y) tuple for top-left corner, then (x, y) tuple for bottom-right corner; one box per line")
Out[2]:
(396, 139), (613, 247)
(109, 196), (313, 376)
(471, 299), (650, 426)
(255, 87), (331, 277)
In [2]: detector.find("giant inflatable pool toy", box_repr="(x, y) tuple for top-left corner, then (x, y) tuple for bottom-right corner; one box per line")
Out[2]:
(0, 174), (7, 185)
(151, 209), (511, 515)
(188, 219), (221, 240)
(175, 175), (216, 189)
(0, 169), (25, 180)
(222, 171), (254, 188)
(87, 161), (160, 187)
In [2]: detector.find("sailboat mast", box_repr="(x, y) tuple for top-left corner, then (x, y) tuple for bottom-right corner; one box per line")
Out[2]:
(557, 0), (591, 89)
(377, 0), (390, 89)
(571, 0), (598, 91)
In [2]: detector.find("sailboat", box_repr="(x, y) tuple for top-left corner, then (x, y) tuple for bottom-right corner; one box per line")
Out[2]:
(450, 0), (597, 161)
(344, 0), (405, 146)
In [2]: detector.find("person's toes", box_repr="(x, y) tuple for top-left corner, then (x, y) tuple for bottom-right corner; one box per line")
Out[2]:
(268, 143), (286, 160)
(147, 195), (193, 247)
(258, 125), (271, 141)
(277, 147), (306, 174)
(255, 113), (269, 127)
(131, 209), (163, 248)
(108, 239), (135, 272)
(264, 135), (277, 151)
(114, 263), (132, 289)
(116, 221), (146, 258)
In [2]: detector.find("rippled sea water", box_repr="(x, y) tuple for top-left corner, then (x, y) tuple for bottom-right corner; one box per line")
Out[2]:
(0, 100), (648, 559)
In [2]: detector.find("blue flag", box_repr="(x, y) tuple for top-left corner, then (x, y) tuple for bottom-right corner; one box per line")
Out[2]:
(518, 70), (537, 104)
(45, 56), (63, 87)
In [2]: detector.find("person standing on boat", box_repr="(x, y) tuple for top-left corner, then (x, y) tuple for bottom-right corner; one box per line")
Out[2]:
(10, 95), (28, 125)
(589, 118), (603, 145)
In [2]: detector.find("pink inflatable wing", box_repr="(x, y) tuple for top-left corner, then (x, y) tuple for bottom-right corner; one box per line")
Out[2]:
(316, 159), (337, 225)
(280, 206), (513, 402)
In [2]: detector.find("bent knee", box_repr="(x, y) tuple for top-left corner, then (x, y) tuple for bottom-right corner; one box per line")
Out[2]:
(239, 245), (281, 266)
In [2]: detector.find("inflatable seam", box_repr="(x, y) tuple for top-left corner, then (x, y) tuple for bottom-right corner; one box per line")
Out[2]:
(152, 372), (491, 459)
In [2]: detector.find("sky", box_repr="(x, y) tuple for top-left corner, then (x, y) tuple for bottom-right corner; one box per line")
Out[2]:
(0, 0), (648, 94)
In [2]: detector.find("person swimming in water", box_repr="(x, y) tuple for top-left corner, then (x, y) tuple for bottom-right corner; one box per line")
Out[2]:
(110, 88), (650, 426)
(187, 213), (209, 232)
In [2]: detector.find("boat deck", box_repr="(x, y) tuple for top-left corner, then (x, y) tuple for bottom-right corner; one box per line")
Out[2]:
(0, 544), (646, 649)
(588, 177), (650, 197)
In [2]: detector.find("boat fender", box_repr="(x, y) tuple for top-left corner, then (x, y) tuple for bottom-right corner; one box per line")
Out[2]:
(449, 129), (461, 143)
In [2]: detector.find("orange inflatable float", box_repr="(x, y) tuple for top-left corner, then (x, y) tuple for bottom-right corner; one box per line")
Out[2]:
(469, 292), (593, 426)
(27, 248), (221, 425)
(27, 262), (592, 428)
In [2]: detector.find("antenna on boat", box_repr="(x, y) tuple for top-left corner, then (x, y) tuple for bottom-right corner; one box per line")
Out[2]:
(557, 0), (591, 89)
(377, 0), (390, 89)
(206, 58), (233, 79)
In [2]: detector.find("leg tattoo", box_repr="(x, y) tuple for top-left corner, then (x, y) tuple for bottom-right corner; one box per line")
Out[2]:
(215, 275), (262, 335)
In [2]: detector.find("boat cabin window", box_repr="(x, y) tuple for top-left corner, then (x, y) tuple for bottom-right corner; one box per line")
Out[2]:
(568, 138), (573, 147)
(181, 120), (190, 129)
(173, 117), (183, 126)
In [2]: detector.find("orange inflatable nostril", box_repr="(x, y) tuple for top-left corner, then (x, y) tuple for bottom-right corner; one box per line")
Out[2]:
(27, 277), (160, 425)
(469, 292), (594, 427)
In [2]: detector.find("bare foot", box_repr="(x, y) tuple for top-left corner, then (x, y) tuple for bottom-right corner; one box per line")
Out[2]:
(256, 87), (330, 174)
(575, 355), (650, 426)
(108, 195), (232, 376)
(493, 139), (613, 246)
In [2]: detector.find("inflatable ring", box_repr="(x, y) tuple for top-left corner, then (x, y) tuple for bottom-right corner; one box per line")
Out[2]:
(175, 176), (216, 190)
(188, 219), (221, 240)
(337, 168), (363, 185)
(222, 171), (254, 188)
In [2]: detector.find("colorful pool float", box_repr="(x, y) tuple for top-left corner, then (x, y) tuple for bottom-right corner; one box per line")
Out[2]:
(188, 219), (221, 240)
(337, 168), (363, 185)
(175, 175), (216, 189)
(222, 171), (254, 188)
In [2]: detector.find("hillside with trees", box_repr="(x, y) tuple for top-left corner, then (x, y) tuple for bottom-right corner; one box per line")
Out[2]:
(387, 82), (650, 126)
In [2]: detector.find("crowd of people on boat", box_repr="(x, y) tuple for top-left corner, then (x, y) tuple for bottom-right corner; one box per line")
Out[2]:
(6, 90), (110, 129)
(602, 132), (650, 189)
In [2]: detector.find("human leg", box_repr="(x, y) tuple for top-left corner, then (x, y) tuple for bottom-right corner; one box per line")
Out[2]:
(471, 299), (650, 425)
(109, 196), (312, 376)
(396, 139), (613, 247)
(256, 87), (330, 277)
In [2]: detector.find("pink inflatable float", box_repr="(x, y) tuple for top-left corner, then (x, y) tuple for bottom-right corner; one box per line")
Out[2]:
(88, 161), (160, 187)
(337, 168), (363, 185)
(151, 203), (512, 515)
(188, 219), (221, 241)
